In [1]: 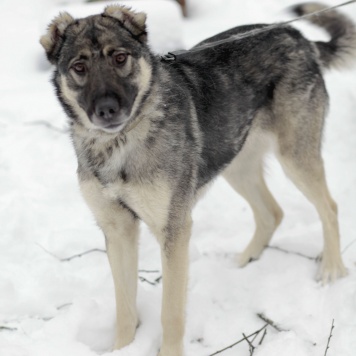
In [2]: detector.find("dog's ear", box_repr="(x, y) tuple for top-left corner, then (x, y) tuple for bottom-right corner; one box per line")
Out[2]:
(104, 5), (147, 43)
(40, 12), (75, 64)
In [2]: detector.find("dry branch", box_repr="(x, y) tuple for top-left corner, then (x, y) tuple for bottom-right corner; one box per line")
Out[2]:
(342, 239), (356, 254)
(36, 243), (106, 262)
(60, 248), (106, 261)
(268, 245), (318, 261)
(324, 319), (335, 356)
(37, 243), (162, 284)
(209, 311), (291, 356)
(257, 313), (289, 332)
(25, 120), (68, 133)
(208, 324), (268, 356)
(259, 328), (267, 345)
(0, 326), (17, 332)
(242, 333), (255, 355)
(139, 275), (162, 286)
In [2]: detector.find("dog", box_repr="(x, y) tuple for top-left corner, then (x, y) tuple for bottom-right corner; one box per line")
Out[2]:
(40, 3), (356, 355)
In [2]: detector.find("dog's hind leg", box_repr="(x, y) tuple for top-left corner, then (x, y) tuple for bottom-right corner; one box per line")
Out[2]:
(276, 148), (347, 283)
(79, 179), (139, 350)
(223, 128), (283, 267)
(274, 100), (347, 282)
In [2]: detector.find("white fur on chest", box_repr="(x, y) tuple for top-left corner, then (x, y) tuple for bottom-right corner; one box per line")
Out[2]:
(103, 178), (172, 235)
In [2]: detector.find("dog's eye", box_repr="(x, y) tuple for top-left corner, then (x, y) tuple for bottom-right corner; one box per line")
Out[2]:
(113, 52), (128, 66)
(72, 62), (86, 75)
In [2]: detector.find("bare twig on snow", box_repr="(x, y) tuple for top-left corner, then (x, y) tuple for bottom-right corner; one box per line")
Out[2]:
(268, 245), (318, 261)
(257, 313), (289, 332)
(139, 275), (162, 286)
(25, 120), (68, 133)
(0, 326), (17, 332)
(36, 243), (106, 262)
(324, 319), (335, 356)
(258, 328), (267, 345)
(208, 323), (268, 356)
(342, 239), (356, 255)
(242, 332), (255, 355)
(60, 248), (106, 262)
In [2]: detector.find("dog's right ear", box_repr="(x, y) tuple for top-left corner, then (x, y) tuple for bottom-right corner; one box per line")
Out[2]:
(40, 12), (75, 64)
(104, 5), (147, 42)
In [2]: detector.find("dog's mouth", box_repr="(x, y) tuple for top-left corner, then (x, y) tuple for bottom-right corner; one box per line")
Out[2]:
(100, 121), (126, 133)
(90, 115), (130, 133)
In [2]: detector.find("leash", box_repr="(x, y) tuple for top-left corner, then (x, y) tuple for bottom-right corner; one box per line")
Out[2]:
(161, 0), (356, 62)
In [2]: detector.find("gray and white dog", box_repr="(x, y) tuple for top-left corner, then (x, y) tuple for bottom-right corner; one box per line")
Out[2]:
(41, 3), (356, 355)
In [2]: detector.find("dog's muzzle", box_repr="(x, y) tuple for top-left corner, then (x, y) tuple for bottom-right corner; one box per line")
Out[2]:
(91, 96), (128, 132)
(95, 96), (119, 122)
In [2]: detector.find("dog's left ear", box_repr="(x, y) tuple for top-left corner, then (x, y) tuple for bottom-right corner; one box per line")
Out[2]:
(104, 5), (147, 43)
(40, 12), (75, 64)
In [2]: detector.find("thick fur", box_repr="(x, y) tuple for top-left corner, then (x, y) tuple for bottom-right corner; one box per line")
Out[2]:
(41, 3), (356, 356)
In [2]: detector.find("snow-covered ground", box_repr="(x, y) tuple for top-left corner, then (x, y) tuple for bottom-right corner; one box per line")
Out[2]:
(0, 0), (356, 355)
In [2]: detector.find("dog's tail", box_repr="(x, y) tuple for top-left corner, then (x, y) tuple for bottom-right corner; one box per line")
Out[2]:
(291, 2), (356, 70)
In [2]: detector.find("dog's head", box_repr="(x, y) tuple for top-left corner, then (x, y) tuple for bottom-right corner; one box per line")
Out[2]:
(40, 5), (153, 133)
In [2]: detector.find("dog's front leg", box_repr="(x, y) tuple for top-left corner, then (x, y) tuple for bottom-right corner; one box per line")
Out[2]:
(105, 216), (139, 350)
(79, 179), (139, 349)
(157, 219), (192, 356)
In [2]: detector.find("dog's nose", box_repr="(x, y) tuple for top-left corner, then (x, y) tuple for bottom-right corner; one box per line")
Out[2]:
(94, 97), (119, 122)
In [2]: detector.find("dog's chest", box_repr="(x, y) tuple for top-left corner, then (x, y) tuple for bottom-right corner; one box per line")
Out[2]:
(104, 177), (172, 233)
(76, 134), (129, 182)
(77, 135), (172, 231)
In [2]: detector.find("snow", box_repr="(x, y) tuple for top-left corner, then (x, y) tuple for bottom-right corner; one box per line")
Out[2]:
(0, 0), (355, 355)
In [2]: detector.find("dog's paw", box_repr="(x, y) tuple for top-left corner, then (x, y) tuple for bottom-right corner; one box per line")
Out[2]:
(316, 255), (348, 284)
(157, 343), (183, 356)
(236, 243), (266, 267)
(237, 252), (256, 267)
(158, 351), (183, 356)
(113, 319), (140, 350)
(114, 337), (134, 350)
